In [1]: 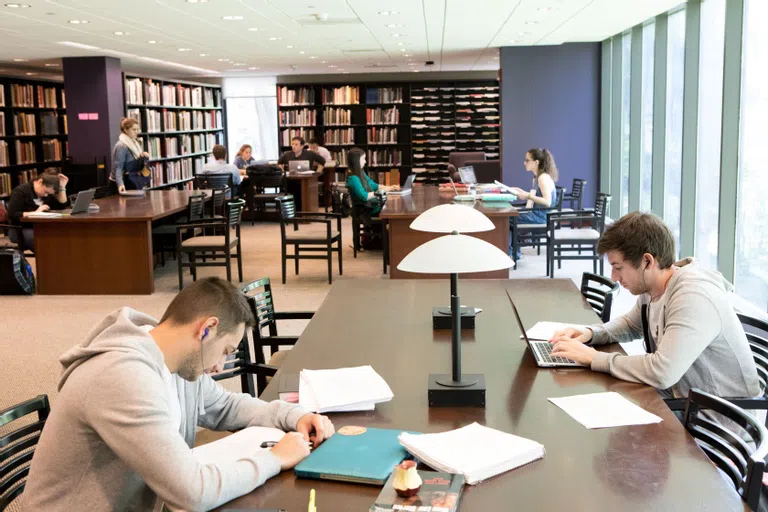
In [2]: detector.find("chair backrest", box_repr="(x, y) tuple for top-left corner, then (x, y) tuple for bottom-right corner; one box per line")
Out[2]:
(465, 159), (501, 184)
(594, 193), (611, 231)
(0, 394), (50, 510)
(209, 327), (257, 396)
(225, 199), (245, 228)
(554, 186), (565, 210)
(195, 173), (233, 190)
(249, 168), (286, 192)
(580, 272), (620, 323)
(210, 188), (228, 217)
(276, 195), (296, 220)
(448, 151), (485, 168)
(188, 194), (206, 222)
(570, 178), (587, 199)
(737, 314), (768, 396)
(241, 277), (279, 359)
(683, 388), (768, 510)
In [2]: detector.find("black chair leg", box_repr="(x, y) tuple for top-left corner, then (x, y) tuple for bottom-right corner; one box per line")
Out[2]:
(295, 245), (300, 275)
(327, 242), (333, 285)
(338, 240), (343, 276)
(191, 254), (197, 281)
(178, 250), (184, 290)
(237, 241), (243, 282)
(226, 248), (232, 282)
(352, 219), (359, 258)
(282, 243), (287, 284)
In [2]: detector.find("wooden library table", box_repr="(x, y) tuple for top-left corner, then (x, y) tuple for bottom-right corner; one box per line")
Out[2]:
(27, 190), (209, 295)
(286, 172), (320, 212)
(219, 279), (746, 512)
(381, 187), (518, 279)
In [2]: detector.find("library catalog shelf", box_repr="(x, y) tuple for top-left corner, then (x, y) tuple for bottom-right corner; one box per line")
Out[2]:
(144, 128), (223, 136)
(126, 104), (222, 111)
(148, 151), (211, 163)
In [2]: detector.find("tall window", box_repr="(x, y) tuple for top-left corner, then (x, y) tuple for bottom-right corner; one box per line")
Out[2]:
(620, 33), (631, 215)
(664, 10), (686, 251)
(735, 0), (768, 312)
(695, 0), (726, 269)
(640, 22), (655, 212)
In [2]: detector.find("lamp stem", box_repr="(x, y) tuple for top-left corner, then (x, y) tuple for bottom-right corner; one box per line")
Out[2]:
(451, 276), (461, 382)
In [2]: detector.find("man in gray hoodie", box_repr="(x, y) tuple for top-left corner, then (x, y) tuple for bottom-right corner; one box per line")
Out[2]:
(550, 212), (760, 405)
(23, 277), (335, 511)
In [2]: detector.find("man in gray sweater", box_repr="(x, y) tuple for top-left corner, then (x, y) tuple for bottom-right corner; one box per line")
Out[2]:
(23, 277), (334, 511)
(550, 212), (760, 406)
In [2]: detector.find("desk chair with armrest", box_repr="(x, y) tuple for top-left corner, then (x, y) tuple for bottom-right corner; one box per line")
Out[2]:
(0, 394), (50, 511)
(448, 151), (485, 169)
(562, 178), (587, 212)
(510, 186), (565, 269)
(580, 272), (620, 323)
(245, 166), (287, 224)
(195, 174), (235, 198)
(464, 159), (501, 184)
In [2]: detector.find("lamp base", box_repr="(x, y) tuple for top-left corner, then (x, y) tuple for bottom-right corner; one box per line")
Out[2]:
(432, 307), (476, 330)
(428, 374), (486, 407)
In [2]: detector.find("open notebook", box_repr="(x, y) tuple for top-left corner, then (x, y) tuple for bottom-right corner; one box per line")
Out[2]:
(399, 423), (545, 485)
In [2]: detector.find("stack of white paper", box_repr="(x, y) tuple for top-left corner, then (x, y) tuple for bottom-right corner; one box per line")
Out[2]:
(398, 423), (545, 485)
(522, 321), (589, 340)
(548, 392), (663, 429)
(299, 365), (394, 413)
(25, 212), (62, 218)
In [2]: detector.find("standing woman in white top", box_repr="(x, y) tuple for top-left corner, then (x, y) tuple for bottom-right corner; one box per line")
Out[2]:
(110, 118), (151, 194)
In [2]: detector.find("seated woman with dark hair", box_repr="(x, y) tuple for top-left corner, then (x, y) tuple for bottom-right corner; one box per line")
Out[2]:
(344, 148), (398, 216)
(6, 171), (69, 249)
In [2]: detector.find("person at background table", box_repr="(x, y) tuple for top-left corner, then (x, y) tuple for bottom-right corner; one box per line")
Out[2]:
(345, 147), (398, 217)
(23, 277), (335, 512)
(507, 148), (558, 259)
(233, 143), (257, 170)
(201, 144), (244, 196)
(110, 117), (151, 194)
(308, 138), (332, 164)
(277, 136), (325, 173)
(6, 171), (69, 249)
(549, 212), (761, 422)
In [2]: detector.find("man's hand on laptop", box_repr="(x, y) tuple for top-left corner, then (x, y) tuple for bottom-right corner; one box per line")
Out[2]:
(550, 339), (597, 366)
(270, 432), (311, 470)
(549, 326), (593, 344)
(297, 413), (335, 446)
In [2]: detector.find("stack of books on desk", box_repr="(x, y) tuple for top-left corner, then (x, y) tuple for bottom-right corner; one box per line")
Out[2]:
(399, 423), (545, 485)
(299, 365), (394, 413)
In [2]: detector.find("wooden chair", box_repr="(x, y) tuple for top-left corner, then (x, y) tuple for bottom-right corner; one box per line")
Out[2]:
(738, 314), (768, 398)
(195, 174), (234, 197)
(276, 195), (342, 285)
(153, 194), (206, 266)
(682, 389), (768, 510)
(177, 199), (245, 289)
(245, 167), (287, 224)
(209, 187), (229, 219)
(0, 394), (50, 510)
(580, 272), (619, 322)
(562, 178), (587, 211)
(545, 193), (611, 278)
(510, 185), (565, 268)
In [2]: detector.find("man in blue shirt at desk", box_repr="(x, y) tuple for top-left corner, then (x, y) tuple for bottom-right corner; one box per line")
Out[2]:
(201, 144), (245, 196)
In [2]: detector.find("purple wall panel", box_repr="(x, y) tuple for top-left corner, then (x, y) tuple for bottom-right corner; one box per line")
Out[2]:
(500, 44), (601, 208)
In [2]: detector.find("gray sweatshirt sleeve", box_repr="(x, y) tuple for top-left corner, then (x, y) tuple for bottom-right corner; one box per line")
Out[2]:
(197, 373), (307, 432)
(588, 297), (645, 346)
(84, 361), (284, 511)
(591, 290), (722, 389)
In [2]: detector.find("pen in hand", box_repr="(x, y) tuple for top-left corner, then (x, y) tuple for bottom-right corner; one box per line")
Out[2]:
(261, 440), (314, 449)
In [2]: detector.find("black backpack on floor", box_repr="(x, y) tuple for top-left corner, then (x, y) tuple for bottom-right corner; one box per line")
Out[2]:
(0, 248), (36, 295)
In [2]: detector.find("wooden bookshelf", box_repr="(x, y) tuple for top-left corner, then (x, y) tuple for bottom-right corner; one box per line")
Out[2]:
(276, 80), (498, 186)
(0, 77), (69, 196)
(123, 74), (226, 189)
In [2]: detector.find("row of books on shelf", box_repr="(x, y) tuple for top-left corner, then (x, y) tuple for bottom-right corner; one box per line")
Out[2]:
(0, 142), (7, 167)
(0, 87), (4, 107)
(367, 149), (402, 166)
(323, 107), (350, 126)
(141, 133), (219, 160)
(0, 172), (10, 195)
(324, 128), (354, 145)
(127, 108), (222, 132)
(368, 168), (401, 186)
(148, 155), (206, 186)
(365, 87), (403, 104)
(0, 169), (46, 194)
(322, 86), (359, 105)
(14, 141), (36, 164)
(125, 78), (221, 108)
(280, 128), (314, 147)
(14, 113), (36, 135)
(367, 127), (398, 144)
(367, 107), (399, 125)
(278, 86), (315, 106)
(280, 108), (317, 127)
(42, 139), (64, 161)
(2, 85), (61, 108)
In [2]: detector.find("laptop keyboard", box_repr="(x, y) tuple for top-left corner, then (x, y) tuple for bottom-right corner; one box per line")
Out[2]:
(533, 342), (578, 365)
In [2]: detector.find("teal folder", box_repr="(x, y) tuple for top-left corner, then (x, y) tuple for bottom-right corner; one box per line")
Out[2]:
(294, 427), (414, 485)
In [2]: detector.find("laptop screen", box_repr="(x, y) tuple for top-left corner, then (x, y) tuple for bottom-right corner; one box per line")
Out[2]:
(458, 166), (477, 184)
(289, 160), (311, 172)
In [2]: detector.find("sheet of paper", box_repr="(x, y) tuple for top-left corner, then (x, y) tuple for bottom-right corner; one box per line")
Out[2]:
(192, 426), (286, 465)
(619, 340), (647, 356)
(521, 321), (590, 341)
(299, 365), (393, 413)
(25, 212), (62, 218)
(548, 392), (662, 429)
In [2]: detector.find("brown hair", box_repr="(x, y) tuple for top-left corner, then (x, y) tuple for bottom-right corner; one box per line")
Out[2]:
(160, 277), (255, 336)
(36, 173), (61, 193)
(597, 211), (676, 269)
(120, 117), (139, 134)
(527, 148), (558, 181)
(236, 144), (252, 157)
(291, 136), (305, 145)
(347, 147), (370, 192)
(212, 144), (227, 160)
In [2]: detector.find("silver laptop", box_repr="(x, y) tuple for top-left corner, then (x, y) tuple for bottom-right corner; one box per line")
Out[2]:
(289, 160), (311, 172)
(458, 166), (477, 185)
(387, 174), (414, 196)
(62, 189), (96, 215)
(507, 290), (583, 368)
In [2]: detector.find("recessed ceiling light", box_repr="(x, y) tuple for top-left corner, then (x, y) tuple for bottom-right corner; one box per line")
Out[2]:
(234, 62), (246, 66)
(537, 7), (554, 13)
(299, 51), (305, 54)
(248, 27), (259, 31)
(413, 70), (420, 73)
(5, 3), (31, 7)
(309, 56), (316, 59)
(328, 65), (336, 68)
(268, 37), (279, 41)
(222, 15), (243, 21)
(399, 48), (406, 52)
(68, 19), (89, 24)
(186, 0), (209, 3)
(397, 42), (405, 46)
(12, 58), (27, 62)
(378, 11), (398, 15)
(525, 21), (538, 25)
(45, 63), (60, 67)
(516, 31), (530, 36)
(403, 54), (411, 57)
(217, 58), (230, 62)
(199, 53), (208, 57)
(248, 66), (260, 70)
(391, 33), (402, 37)
(509, 40), (521, 44)
(321, 60), (327, 64)
(178, 48), (191, 52)
(286, 45), (294, 49)
(148, 40), (157, 44)
(386, 24), (403, 28)
(25, 72), (37, 75)
(114, 31), (130, 35)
